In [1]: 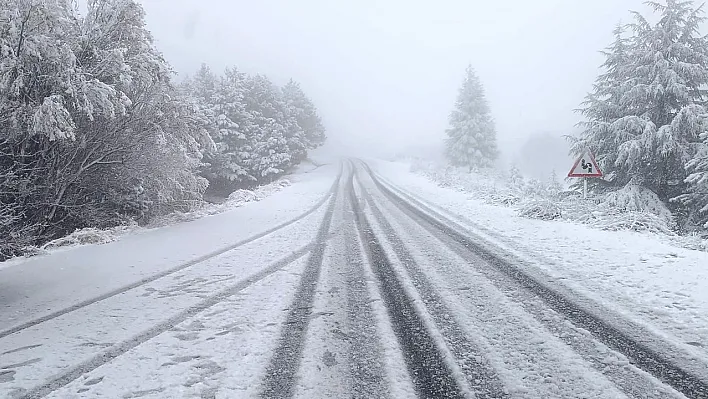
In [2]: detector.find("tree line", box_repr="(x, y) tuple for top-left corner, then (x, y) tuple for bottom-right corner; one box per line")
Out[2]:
(182, 65), (325, 194)
(445, 0), (708, 234)
(0, 0), (326, 260)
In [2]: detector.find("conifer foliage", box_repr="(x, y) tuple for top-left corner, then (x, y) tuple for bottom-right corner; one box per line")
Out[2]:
(445, 65), (498, 171)
(574, 0), (708, 229)
(182, 67), (326, 191)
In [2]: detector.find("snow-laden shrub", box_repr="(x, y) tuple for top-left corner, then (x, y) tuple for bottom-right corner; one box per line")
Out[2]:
(149, 178), (291, 228)
(518, 200), (562, 221)
(412, 159), (518, 206)
(489, 192), (522, 206)
(227, 189), (260, 203)
(410, 160), (684, 238)
(226, 179), (291, 204)
(40, 225), (137, 250)
(602, 184), (675, 229)
(594, 211), (674, 235)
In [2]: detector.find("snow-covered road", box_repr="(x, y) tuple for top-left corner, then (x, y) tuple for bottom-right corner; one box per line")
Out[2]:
(1, 160), (707, 398)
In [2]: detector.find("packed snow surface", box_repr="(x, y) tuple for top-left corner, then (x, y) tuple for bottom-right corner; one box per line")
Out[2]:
(374, 159), (708, 362)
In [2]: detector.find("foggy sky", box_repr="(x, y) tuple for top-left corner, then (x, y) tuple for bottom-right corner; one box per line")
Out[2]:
(136, 0), (653, 161)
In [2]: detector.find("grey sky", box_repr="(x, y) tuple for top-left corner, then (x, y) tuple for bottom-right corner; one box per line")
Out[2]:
(136, 0), (651, 160)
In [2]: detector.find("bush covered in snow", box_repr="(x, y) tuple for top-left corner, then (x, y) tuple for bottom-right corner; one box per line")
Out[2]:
(15, 178), (292, 259)
(519, 200), (562, 221)
(40, 225), (138, 251)
(149, 179), (291, 228)
(410, 159), (695, 242)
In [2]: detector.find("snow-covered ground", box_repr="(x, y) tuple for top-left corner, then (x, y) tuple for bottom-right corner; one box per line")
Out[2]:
(2, 158), (707, 398)
(372, 159), (708, 363)
(0, 163), (340, 331)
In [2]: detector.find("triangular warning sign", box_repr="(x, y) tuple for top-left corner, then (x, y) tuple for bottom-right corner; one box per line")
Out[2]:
(568, 151), (603, 178)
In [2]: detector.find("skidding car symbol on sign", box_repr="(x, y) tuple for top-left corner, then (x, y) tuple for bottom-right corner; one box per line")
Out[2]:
(567, 150), (603, 178)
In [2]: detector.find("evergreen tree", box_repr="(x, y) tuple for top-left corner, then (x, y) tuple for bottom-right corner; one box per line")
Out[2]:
(209, 67), (254, 187)
(574, 0), (708, 212)
(242, 74), (291, 180)
(282, 79), (326, 150)
(508, 164), (524, 192)
(548, 169), (563, 195)
(181, 69), (328, 188)
(572, 24), (634, 191)
(445, 65), (498, 171)
(672, 108), (708, 228)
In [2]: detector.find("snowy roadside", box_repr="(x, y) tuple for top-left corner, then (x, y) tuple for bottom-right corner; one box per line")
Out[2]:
(0, 163), (339, 330)
(372, 159), (708, 361)
(2, 176), (296, 270)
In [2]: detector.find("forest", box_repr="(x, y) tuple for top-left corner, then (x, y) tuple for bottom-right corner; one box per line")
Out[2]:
(0, 0), (326, 260)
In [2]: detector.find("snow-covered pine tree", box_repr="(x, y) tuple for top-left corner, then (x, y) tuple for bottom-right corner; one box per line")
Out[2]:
(281, 102), (308, 166)
(572, 24), (634, 192)
(179, 65), (218, 155)
(196, 66), (254, 189)
(279, 81), (308, 164)
(508, 164), (524, 194)
(282, 79), (326, 150)
(574, 0), (708, 221)
(242, 74), (292, 181)
(445, 65), (498, 171)
(188, 64), (220, 106)
(548, 169), (563, 195)
(672, 108), (708, 228)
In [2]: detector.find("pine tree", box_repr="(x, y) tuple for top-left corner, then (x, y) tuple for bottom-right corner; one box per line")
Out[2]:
(548, 169), (563, 195)
(574, 0), (708, 210)
(188, 64), (219, 104)
(508, 164), (524, 192)
(445, 65), (498, 171)
(209, 67), (254, 186)
(282, 79), (326, 150)
(243, 74), (291, 181)
(572, 24), (634, 191)
(672, 108), (708, 228)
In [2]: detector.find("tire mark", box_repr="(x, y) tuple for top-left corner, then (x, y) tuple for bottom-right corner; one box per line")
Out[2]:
(361, 161), (708, 399)
(1, 345), (42, 356)
(353, 167), (507, 399)
(17, 245), (315, 399)
(341, 165), (390, 399)
(0, 164), (342, 340)
(259, 165), (343, 398)
(363, 169), (680, 399)
(349, 169), (467, 398)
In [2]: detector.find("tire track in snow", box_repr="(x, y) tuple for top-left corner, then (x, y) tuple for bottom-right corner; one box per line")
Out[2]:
(0, 164), (342, 340)
(341, 164), (390, 398)
(350, 171), (466, 398)
(352, 166), (507, 399)
(361, 160), (708, 399)
(17, 244), (316, 399)
(360, 166), (681, 398)
(259, 163), (344, 398)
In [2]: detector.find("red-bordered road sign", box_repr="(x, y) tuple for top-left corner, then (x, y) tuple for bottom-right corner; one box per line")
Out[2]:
(568, 150), (603, 178)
